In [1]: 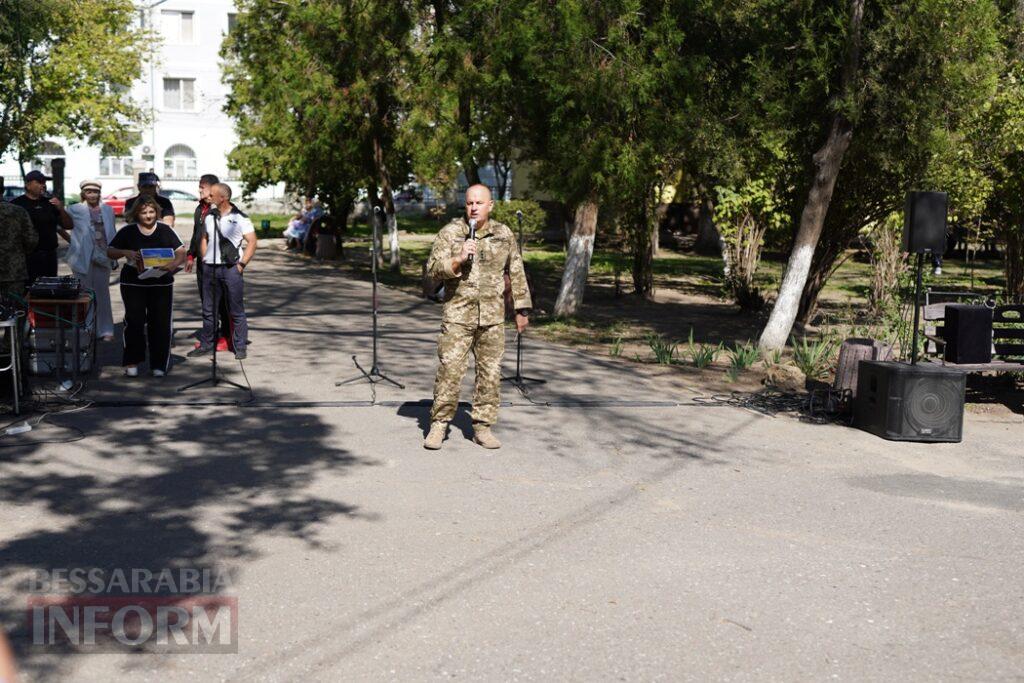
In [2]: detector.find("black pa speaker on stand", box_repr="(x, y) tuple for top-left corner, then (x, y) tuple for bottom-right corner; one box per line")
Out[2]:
(853, 361), (965, 442)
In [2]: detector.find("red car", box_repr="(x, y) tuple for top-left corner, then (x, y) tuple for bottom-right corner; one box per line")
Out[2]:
(102, 186), (136, 216)
(103, 187), (199, 216)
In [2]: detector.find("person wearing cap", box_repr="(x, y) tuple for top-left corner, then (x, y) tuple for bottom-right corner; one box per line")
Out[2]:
(67, 179), (117, 340)
(10, 169), (73, 283)
(124, 172), (175, 227)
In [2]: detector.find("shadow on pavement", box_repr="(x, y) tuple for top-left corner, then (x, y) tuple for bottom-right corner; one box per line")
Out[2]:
(0, 386), (377, 679)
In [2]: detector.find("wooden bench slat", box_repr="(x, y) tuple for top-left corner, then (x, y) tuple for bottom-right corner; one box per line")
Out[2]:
(993, 343), (1024, 357)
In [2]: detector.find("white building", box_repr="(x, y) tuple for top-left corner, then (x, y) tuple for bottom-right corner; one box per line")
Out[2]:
(0, 0), (283, 207)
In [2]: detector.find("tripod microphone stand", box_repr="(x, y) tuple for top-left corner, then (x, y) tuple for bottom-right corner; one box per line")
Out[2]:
(336, 205), (404, 389)
(502, 210), (546, 395)
(180, 208), (248, 393)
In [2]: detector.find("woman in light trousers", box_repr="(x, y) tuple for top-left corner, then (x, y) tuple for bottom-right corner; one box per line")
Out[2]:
(66, 178), (117, 340)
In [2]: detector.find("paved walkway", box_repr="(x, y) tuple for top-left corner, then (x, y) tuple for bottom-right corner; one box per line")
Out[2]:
(1, 238), (1021, 681)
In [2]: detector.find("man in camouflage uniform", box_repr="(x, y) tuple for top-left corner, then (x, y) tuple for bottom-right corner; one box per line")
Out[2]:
(0, 201), (39, 300)
(424, 184), (532, 450)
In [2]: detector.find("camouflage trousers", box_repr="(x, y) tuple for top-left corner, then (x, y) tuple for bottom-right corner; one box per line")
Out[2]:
(430, 321), (505, 426)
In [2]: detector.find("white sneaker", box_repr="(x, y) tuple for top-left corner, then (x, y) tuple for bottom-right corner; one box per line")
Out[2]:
(124, 366), (139, 377)
(152, 369), (166, 377)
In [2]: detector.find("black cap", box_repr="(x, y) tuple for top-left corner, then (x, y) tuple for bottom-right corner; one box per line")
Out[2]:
(24, 170), (51, 183)
(138, 172), (160, 187)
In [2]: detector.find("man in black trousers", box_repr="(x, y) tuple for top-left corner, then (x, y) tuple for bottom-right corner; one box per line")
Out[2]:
(185, 174), (232, 349)
(188, 183), (257, 361)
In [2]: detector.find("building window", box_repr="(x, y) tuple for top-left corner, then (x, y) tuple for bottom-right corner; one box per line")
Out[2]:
(31, 141), (66, 176)
(99, 156), (133, 177)
(161, 10), (194, 43)
(163, 144), (197, 179)
(227, 13), (238, 33)
(163, 78), (196, 111)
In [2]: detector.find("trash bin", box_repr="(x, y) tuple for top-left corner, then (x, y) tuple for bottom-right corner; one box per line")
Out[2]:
(260, 219), (271, 237)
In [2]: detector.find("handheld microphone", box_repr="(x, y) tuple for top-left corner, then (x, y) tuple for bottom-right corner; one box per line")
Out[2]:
(467, 218), (477, 265)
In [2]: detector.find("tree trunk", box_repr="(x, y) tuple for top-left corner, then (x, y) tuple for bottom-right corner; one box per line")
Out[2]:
(493, 155), (510, 200)
(553, 200), (598, 317)
(458, 90), (480, 186)
(695, 193), (724, 256)
(797, 237), (846, 324)
(632, 197), (655, 300)
(651, 219), (660, 257)
(758, 0), (864, 350)
(372, 131), (401, 271)
(1006, 222), (1024, 303)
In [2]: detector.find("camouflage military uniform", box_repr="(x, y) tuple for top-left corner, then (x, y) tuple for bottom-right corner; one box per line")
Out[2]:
(0, 202), (38, 299)
(426, 217), (532, 426)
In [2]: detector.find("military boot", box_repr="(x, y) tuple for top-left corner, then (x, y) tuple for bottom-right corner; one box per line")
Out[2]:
(423, 422), (447, 450)
(472, 426), (501, 449)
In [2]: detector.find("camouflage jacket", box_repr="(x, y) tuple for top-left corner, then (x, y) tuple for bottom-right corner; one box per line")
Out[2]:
(426, 218), (532, 327)
(0, 202), (38, 284)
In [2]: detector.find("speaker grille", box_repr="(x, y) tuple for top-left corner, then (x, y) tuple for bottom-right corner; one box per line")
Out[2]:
(904, 376), (962, 436)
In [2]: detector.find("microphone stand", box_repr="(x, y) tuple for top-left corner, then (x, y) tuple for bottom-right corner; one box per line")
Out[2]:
(502, 210), (546, 395)
(179, 206), (248, 393)
(336, 205), (404, 389)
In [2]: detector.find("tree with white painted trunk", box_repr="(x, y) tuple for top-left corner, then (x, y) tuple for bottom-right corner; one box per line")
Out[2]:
(553, 200), (598, 317)
(758, 0), (865, 351)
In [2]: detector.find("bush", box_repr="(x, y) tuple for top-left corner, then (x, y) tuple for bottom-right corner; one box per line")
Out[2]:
(687, 328), (723, 369)
(647, 334), (678, 364)
(791, 336), (838, 381)
(727, 341), (760, 374)
(491, 199), (546, 241)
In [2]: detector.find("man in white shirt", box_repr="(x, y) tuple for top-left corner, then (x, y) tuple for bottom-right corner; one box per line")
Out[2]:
(188, 183), (257, 360)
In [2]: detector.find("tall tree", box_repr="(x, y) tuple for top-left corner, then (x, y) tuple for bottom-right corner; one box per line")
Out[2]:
(756, 0), (1003, 348)
(0, 0), (147, 161)
(224, 0), (413, 268)
(405, 1), (523, 197)
(515, 0), (694, 314)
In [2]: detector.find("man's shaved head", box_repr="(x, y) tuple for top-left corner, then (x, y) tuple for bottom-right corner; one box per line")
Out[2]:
(465, 184), (494, 225)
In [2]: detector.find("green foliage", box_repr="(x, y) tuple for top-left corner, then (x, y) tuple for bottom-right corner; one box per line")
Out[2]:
(490, 200), (546, 238)
(790, 336), (839, 382)
(223, 0), (412, 213)
(647, 334), (678, 365)
(727, 342), (760, 374)
(402, 1), (526, 196)
(0, 0), (148, 158)
(609, 336), (624, 357)
(793, 0), (1005, 321)
(714, 178), (789, 309)
(687, 329), (723, 369)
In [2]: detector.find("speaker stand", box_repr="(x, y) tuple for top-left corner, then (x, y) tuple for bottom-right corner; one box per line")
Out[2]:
(911, 252), (924, 365)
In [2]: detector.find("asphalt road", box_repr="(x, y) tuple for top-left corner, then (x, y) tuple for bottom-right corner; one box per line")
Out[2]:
(1, 237), (1021, 681)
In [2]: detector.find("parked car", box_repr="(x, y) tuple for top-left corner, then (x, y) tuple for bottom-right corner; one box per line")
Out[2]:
(102, 186), (136, 216)
(2, 185), (25, 202)
(103, 187), (199, 217)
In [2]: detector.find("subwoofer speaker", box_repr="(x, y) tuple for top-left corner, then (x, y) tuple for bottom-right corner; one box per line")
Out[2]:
(943, 304), (993, 364)
(853, 361), (965, 442)
(902, 191), (947, 254)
